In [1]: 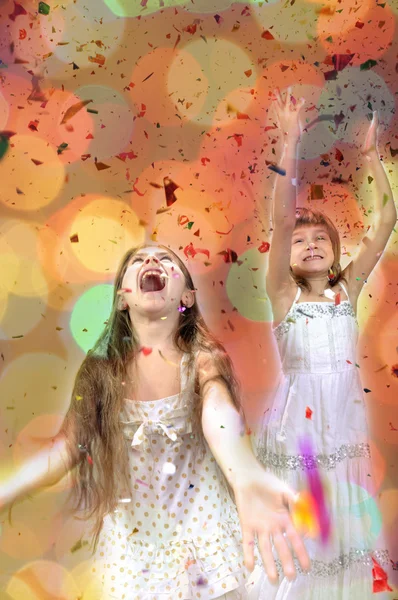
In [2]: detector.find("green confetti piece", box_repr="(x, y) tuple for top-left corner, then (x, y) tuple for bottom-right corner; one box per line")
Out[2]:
(38, 1), (50, 15)
(87, 108), (98, 114)
(57, 142), (68, 155)
(0, 135), (9, 160)
(187, 222), (194, 230)
(368, 176), (373, 184)
(383, 193), (389, 206)
(325, 36), (333, 42)
(360, 59), (378, 71)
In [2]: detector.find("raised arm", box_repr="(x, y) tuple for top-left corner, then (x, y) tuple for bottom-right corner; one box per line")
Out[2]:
(198, 351), (310, 583)
(266, 88), (305, 300)
(344, 111), (397, 293)
(0, 432), (78, 515)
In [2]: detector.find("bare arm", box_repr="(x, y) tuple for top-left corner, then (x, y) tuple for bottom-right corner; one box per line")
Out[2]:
(344, 112), (397, 293)
(0, 433), (78, 514)
(199, 352), (310, 583)
(266, 89), (305, 299)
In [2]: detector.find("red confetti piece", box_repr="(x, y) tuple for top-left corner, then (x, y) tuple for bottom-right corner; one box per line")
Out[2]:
(95, 161), (110, 171)
(258, 242), (270, 253)
(28, 120), (39, 131)
(184, 23), (197, 34)
(305, 406), (313, 419)
(87, 454), (93, 465)
(332, 53), (355, 71)
(140, 347), (153, 356)
(215, 224), (234, 235)
(391, 364), (398, 378)
(244, 69), (252, 77)
(335, 148), (344, 162)
(9, 1), (27, 20)
(389, 422), (397, 431)
(218, 249), (238, 263)
(163, 177), (179, 207)
(355, 21), (364, 28)
(70, 234), (79, 243)
(88, 54), (105, 66)
(19, 28), (27, 39)
(183, 242), (210, 260)
(201, 157), (210, 165)
(335, 293), (341, 306)
(31, 158), (43, 166)
(372, 558), (393, 593)
(132, 178), (145, 196)
(261, 30), (275, 40)
(236, 111), (250, 120)
(178, 215), (190, 226)
(117, 151), (138, 161)
(231, 134), (243, 147)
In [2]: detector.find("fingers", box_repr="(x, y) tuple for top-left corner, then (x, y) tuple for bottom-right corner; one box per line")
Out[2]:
(241, 527), (255, 573)
(274, 87), (283, 109)
(271, 529), (296, 581)
(284, 521), (311, 574)
(258, 531), (279, 584)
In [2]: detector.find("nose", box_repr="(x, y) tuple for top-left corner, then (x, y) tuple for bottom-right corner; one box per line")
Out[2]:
(307, 241), (316, 249)
(144, 256), (159, 265)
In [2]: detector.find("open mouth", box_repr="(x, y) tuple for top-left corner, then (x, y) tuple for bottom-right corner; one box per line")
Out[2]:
(304, 255), (323, 262)
(139, 269), (167, 292)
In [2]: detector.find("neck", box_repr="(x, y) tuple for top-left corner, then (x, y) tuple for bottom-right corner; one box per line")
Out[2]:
(301, 275), (330, 296)
(129, 311), (180, 350)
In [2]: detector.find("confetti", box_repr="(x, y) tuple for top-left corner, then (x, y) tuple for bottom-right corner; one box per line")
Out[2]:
(70, 233), (79, 243)
(360, 59), (378, 71)
(389, 422), (397, 431)
(163, 177), (179, 207)
(57, 142), (68, 155)
(391, 364), (398, 378)
(70, 538), (88, 553)
(158, 350), (179, 367)
(117, 288), (132, 295)
(261, 30), (275, 40)
(372, 558), (393, 593)
(183, 243), (210, 260)
(95, 161), (111, 171)
(268, 164), (286, 176)
(38, 2), (50, 15)
(258, 242), (270, 253)
(217, 249), (238, 263)
(310, 184), (324, 200)
(332, 53), (355, 71)
(363, 388), (371, 393)
(382, 194), (389, 207)
(305, 406), (313, 420)
(19, 29), (27, 40)
(334, 293), (341, 306)
(179, 215), (190, 226)
(61, 100), (93, 124)
(140, 347), (152, 356)
(88, 54), (106, 66)
(9, 1), (27, 20)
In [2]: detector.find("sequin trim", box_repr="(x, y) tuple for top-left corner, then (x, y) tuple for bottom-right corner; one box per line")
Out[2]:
(274, 302), (357, 341)
(256, 443), (371, 471)
(275, 548), (390, 579)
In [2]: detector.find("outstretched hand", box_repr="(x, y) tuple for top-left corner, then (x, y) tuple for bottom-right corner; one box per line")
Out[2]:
(362, 111), (380, 160)
(233, 468), (311, 584)
(272, 87), (306, 142)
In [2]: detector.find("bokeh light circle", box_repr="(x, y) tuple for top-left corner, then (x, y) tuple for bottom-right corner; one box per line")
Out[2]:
(69, 197), (145, 273)
(226, 247), (272, 322)
(70, 284), (113, 352)
(5, 560), (81, 599)
(251, 0), (319, 43)
(0, 135), (65, 210)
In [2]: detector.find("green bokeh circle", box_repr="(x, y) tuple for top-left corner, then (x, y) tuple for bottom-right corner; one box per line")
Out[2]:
(70, 285), (113, 353)
(225, 247), (272, 322)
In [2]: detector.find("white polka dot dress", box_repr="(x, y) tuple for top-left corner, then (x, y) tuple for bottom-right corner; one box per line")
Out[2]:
(92, 354), (248, 599)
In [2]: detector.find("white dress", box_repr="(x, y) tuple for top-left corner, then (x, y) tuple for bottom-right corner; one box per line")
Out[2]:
(91, 354), (248, 600)
(251, 284), (392, 600)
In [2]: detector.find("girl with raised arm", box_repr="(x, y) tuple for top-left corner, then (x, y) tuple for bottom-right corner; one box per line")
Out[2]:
(0, 243), (309, 600)
(252, 90), (396, 599)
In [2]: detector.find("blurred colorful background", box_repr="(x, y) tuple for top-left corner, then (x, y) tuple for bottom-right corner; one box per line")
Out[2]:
(0, 0), (397, 597)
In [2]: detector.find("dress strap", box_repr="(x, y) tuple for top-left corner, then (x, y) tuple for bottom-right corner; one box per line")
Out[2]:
(180, 352), (194, 391)
(339, 281), (350, 301)
(293, 286), (302, 304)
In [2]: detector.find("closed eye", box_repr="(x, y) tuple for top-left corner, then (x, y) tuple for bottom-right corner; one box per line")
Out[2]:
(160, 256), (172, 262)
(131, 257), (143, 264)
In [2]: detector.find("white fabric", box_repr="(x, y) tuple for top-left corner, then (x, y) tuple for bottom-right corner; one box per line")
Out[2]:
(253, 287), (393, 599)
(91, 354), (249, 600)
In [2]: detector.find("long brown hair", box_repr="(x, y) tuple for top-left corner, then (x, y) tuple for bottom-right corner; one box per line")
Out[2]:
(291, 207), (345, 292)
(60, 243), (242, 552)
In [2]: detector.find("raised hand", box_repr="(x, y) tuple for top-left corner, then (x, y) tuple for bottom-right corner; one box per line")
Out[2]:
(362, 110), (379, 160)
(272, 87), (306, 142)
(233, 469), (311, 583)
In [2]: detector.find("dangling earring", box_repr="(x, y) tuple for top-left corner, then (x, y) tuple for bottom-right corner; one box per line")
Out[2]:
(178, 302), (187, 313)
(328, 267), (335, 283)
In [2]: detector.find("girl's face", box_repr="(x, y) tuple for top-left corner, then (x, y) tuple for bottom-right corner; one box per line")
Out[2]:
(290, 226), (334, 277)
(120, 246), (193, 317)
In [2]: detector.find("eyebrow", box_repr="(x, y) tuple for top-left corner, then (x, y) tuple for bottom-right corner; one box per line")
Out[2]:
(292, 229), (329, 238)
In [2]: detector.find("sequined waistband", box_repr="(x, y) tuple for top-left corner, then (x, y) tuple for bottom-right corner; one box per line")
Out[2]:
(257, 443), (371, 471)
